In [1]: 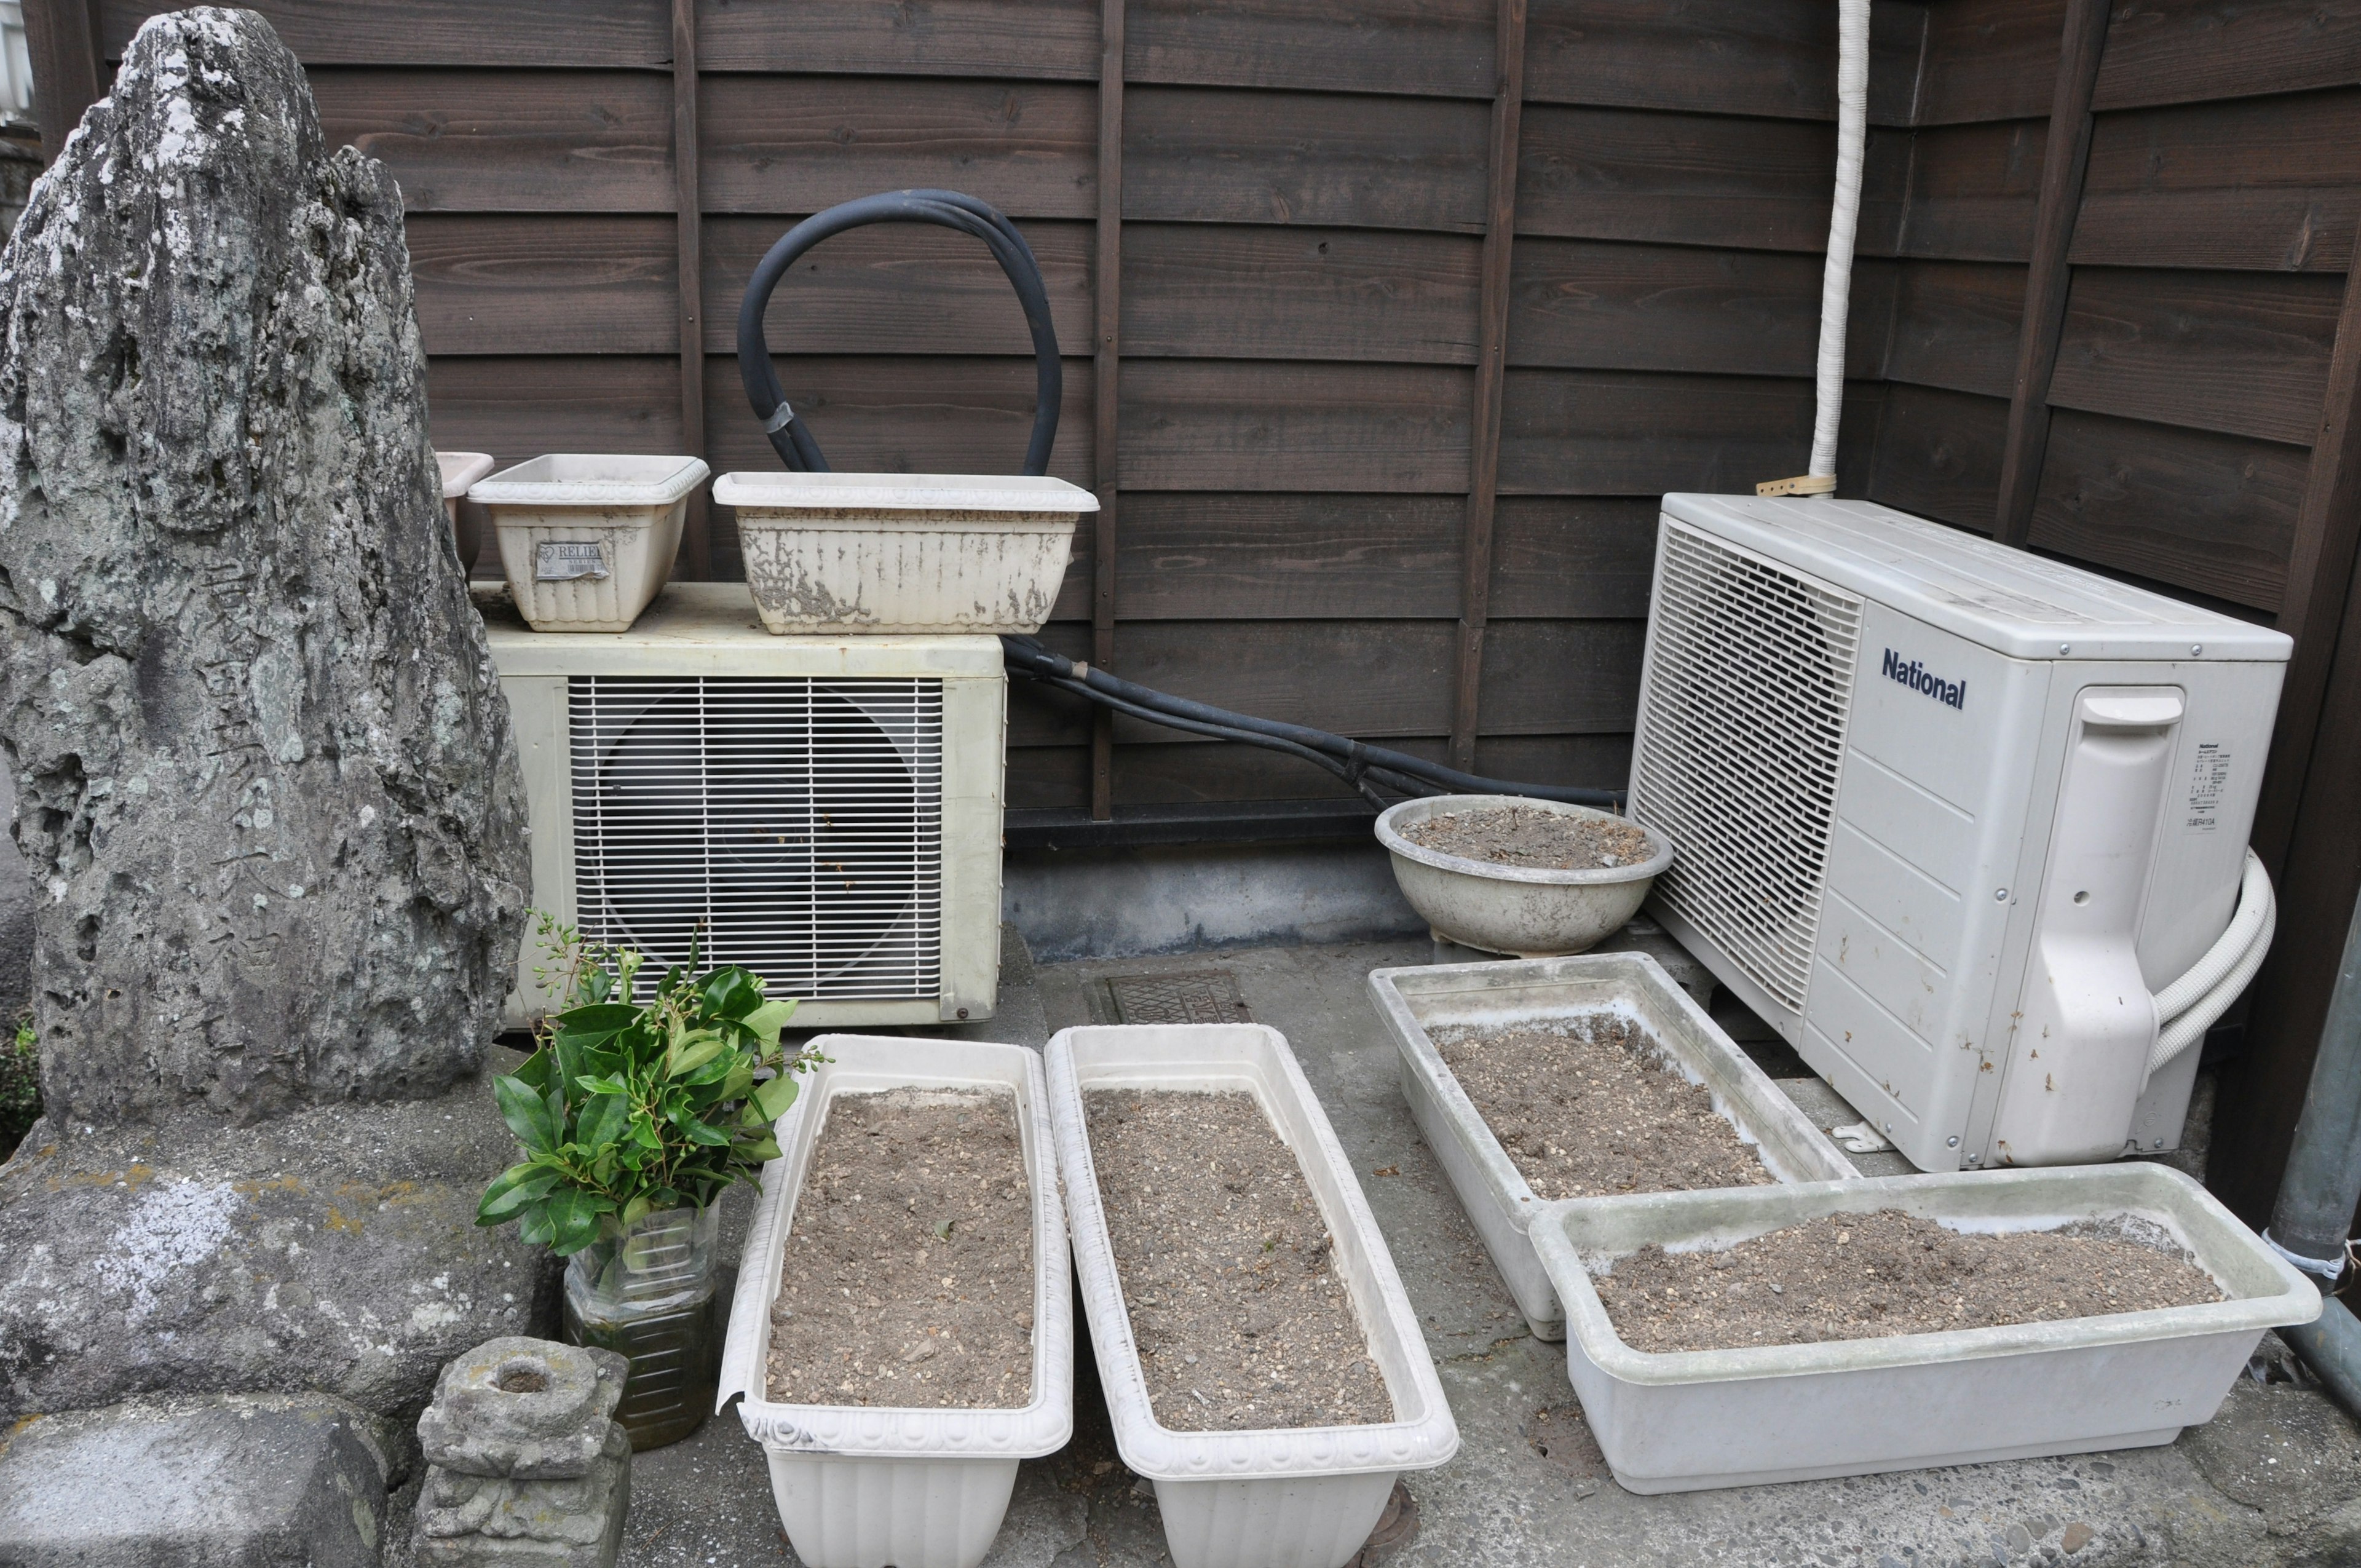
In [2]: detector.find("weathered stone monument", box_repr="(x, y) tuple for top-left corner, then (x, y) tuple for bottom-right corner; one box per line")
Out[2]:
(413, 1338), (633, 1568)
(0, 4), (542, 1447)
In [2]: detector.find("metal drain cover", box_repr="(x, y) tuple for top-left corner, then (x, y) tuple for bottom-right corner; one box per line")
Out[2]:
(1104, 968), (1251, 1025)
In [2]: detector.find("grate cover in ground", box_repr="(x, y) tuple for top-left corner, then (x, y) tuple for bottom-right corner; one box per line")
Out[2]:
(1104, 969), (1251, 1026)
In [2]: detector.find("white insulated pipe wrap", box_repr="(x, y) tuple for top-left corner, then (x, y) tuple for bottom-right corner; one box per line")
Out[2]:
(1811, 0), (1872, 478)
(2146, 849), (2277, 1080)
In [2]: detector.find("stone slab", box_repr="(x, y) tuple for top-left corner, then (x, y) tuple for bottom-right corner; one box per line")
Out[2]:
(0, 1392), (392, 1568)
(0, 1076), (557, 1423)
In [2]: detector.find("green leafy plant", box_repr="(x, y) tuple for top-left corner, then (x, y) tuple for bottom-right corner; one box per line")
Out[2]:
(0, 1010), (38, 1162)
(477, 915), (820, 1256)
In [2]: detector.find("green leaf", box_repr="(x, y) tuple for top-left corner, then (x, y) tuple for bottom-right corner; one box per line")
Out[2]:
(544, 1189), (616, 1257)
(510, 1048), (555, 1096)
(699, 967), (763, 1020)
(575, 1089), (631, 1152)
(494, 1074), (559, 1155)
(666, 1035), (727, 1080)
(555, 1000), (639, 1031)
(738, 1136), (782, 1165)
(742, 998), (797, 1045)
(516, 1200), (558, 1249)
(672, 1109), (732, 1147)
(751, 1073), (801, 1122)
(718, 1061), (755, 1101)
(477, 1163), (563, 1224)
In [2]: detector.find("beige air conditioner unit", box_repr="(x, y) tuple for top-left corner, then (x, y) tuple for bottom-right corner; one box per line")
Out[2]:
(481, 584), (1006, 1028)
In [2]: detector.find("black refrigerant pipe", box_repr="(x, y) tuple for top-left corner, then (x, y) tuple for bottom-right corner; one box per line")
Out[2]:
(736, 188), (1622, 811)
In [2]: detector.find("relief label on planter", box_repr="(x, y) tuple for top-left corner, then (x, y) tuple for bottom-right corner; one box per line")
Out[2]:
(767, 1087), (1035, 1409)
(536, 540), (611, 581)
(1083, 1089), (1394, 1432)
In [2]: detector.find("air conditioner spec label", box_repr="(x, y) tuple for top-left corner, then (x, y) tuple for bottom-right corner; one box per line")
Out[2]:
(2183, 742), (2230, 834)
(535, 540), (610, 582)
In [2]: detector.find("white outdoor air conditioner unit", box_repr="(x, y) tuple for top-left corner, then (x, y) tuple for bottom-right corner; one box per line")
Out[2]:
(1627, 494), (2291, 1174)
(482, 584), (1006, 1029)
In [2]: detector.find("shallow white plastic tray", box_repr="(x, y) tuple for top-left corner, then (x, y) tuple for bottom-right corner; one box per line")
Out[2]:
(475, 453), (708, 632)
(713, 471), (1096, 636)
(1046, 1023), (1458, 1568)
(1529, 1163), (2320, 1494)
(1366, 952), (1856, 1340)
(719, 1035), (1073, 1568)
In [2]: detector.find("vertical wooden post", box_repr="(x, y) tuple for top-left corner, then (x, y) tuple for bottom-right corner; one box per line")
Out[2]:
(1449, 0), (1527, 774)
(22, 0), (101, 162)
(672, 0), (710, 579)
(2253, 268), (2361, 869)
(1991, 0), (2110, 547)
(1091, 0), (1124, 820)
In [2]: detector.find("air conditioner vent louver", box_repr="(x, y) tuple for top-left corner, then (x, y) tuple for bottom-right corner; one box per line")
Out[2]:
(569, 675), (943, 1002)
(1632, 525), (1861, 1012)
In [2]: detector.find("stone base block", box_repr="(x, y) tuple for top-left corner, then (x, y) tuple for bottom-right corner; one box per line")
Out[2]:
(0, 1072), (558, 1423)
(414, 1428), (630, 1568)
(0, 1392), (391, 1567)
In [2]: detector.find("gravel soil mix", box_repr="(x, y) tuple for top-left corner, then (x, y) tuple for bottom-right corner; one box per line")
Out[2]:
(1595, 1210), (2225, 1353)
(1083, 1089), (1395, 1432)
(1430, 1013), (1771, 1200)
(1401, 805), (1653, 871)
(765, 1087), (1034, 1409)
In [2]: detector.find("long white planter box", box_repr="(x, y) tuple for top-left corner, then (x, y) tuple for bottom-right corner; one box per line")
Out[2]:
(1366, 952), (1855, 1340)
(718, 1035), (1073, 1568)
(713, 471), (1095, 635)
(476, 454), (708, 632)
(1046, 1024), (1458, 1568)
(1529, 1164), (2320, 1494)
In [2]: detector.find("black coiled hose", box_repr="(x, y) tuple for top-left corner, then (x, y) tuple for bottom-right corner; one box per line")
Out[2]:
(737, 189), (1061, 474)
(737, 188), (1623, 811)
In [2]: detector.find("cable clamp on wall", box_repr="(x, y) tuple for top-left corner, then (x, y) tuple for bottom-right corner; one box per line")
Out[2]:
(1755, 474), (1838, 497)
(764, 402), (797, 434)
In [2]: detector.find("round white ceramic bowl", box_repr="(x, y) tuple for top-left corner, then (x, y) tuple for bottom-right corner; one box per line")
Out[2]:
(1374, 794), (1674, 957)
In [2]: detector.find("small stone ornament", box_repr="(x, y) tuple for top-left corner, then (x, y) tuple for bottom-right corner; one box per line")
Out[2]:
(413, 1337), (632, 1567)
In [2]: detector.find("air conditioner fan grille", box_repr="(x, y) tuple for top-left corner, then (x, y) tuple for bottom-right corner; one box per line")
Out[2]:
(1632, 525), (1861, 1013)
(569, 675), (943, 1002)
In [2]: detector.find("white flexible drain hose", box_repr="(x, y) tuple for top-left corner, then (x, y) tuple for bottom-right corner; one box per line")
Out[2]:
(1809, 0), (1873, 478)
(2146, 849), (2276, 1080)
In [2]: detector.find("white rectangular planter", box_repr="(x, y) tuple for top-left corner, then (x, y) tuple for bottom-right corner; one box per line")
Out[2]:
(435, 450), (494, 576)
(713, 471), (1096, 635)
(718, 1035), (1073, 1568)
(1046, 1024), (1458, 1568)
(1530, 1163), (2320, 1494)
(1366, 952), (1856, 1340)
(475, 454), (708, 632)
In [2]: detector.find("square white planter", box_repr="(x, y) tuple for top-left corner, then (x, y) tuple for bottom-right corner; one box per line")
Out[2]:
(718, 1035), (1073, 1568)
(475, 454), (708, 633)
(713, 472), (1096, 635)
(1366, 952), (1856, 1340)
(1045, 1024), (1459, 1568)
(1529, 1163), (2321, 1494)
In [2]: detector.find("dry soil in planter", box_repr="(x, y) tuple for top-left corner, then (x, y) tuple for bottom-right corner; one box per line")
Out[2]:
(1430, 1013), (1771, 1200)
(1399, 805), (1651, 871)
(765, 1088), (1034, 1409)
(1083, 1089), (1394, 1433)
(1596, 1210), (2226, 1353)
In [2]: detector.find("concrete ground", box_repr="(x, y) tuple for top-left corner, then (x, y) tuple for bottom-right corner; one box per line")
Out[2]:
(610, 935), (2361, 1568)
